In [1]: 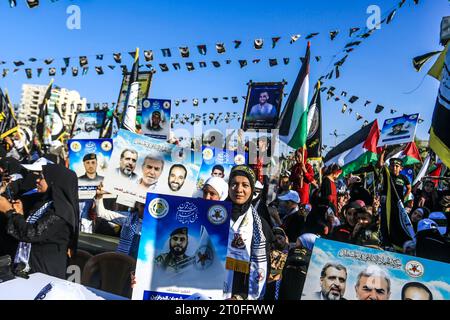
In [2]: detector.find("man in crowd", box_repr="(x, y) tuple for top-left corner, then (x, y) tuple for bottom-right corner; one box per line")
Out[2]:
(138, 155), (164, 192)
(154, 227), (191, 272)
(378, 149), (412, 251)
(354, 266), (391, 300)
(78, 153), (103, 184)
(116, 149), (139, 182)
(168, 164), (187, 192)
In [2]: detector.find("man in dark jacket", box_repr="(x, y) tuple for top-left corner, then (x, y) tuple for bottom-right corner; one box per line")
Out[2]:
(416, 219), (450, 263)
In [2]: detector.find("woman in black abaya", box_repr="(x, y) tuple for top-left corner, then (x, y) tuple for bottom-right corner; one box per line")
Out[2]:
(0, 164), (79, 279)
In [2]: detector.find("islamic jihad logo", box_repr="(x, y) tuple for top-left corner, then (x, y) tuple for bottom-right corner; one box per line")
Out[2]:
(405, 261), (424, 278)
(207, 205), (227, 225)
(176, 202), (199, 224)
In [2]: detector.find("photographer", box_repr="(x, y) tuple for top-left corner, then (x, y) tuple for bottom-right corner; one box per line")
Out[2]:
(0, 164), (79, 279)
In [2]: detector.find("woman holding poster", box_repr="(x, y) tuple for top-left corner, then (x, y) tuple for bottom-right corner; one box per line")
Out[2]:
(224, 165), (273, 300)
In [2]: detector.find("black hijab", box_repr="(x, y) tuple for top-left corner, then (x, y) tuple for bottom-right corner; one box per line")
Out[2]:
(0, 157), (26, 175)
(228, 165), (256, 221)
(42, 164), (79, 229)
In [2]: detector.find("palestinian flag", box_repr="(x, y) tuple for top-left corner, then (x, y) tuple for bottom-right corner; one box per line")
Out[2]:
(324, 120), (380, 177)
(429, 43), (450, 168)
(278, 42), (310, 150)
(388, 142), (422, 166)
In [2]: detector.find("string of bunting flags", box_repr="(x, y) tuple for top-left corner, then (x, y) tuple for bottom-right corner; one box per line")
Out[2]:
(2, 55), (325, 79)
(317, 0), (420, 84)
(322, 84), (425, 125)
(1, 0), (420, 79)
(171, 112), (242, 126)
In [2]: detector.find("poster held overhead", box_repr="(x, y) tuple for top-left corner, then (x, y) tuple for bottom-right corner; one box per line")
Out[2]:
(141, 98), (171, 140)
(378, 113), (419, 147)
(241, 82), (284, 131)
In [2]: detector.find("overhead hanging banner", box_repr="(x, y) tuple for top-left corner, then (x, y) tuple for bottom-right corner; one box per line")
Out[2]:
(141, 98), (171, 140)
(302, 239), (450, 300)
(132, 193), (232, 300)
(102, 129), (200, 207)
(71, 110), (106, 140)
(68, 139), (113, 199)
(241, 82), (284, 130)
(378, 113), (419, 147)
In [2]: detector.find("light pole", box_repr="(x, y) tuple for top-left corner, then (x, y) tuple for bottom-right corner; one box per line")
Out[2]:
(329, 129), (346, 147)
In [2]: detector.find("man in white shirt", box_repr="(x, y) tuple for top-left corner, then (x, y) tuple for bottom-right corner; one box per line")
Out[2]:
(248, 91), (277, 120)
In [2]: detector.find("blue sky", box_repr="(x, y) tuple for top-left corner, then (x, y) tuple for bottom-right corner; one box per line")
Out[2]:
(0, 0), (447, 151)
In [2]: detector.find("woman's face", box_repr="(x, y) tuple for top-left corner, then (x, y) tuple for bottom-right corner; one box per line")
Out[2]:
(36, 173), (48, 193)
(411, 209), (424, 223)
(203, 185), (220, 201)
(424, 182), (434, 193)
(229, 176), (252, 205)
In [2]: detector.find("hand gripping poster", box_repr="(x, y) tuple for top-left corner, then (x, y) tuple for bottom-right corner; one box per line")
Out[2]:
(102, 129), (200, 207)
(302, 239), (450, 300)
(132, 194), (232, 300)
(68, 139), (113, 199)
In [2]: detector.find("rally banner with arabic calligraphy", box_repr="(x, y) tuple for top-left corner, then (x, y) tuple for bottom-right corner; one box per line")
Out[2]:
(302, 239), (450, 300)
(102, 129), (201, 207)
(132, 193), (232, 300)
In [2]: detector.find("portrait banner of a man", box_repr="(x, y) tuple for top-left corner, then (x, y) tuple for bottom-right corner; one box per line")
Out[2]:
(102, 129), (201, 207)
(378, 113), (419, 147)
(241, 82), (285, 130)
(68, 138), (113, 199)
(132, 193), (232, 300)
(141, 98), (171, 140)
(302, 239), (450, 300)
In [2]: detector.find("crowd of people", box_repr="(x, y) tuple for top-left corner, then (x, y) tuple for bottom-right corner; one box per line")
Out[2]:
(0, 132), (449, 300)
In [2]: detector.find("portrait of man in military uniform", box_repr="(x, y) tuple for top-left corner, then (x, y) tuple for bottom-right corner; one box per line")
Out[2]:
(78, 153), (104, 184)
(154, 227), (192, 272)
(387, 122), (410, 136)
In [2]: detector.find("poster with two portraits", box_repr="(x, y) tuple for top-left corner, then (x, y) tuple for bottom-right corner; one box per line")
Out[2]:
(102, 129), (200, 207)
(302, 239), (450, 300)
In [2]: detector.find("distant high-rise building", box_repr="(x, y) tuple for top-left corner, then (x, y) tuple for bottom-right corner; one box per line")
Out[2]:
(18, 84), (87, 131)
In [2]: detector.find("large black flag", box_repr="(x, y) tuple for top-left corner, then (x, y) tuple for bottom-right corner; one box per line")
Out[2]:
(121, 48), (139, 132)
(430, 45), (450, 168)
(306, 82), (322, 159)
(0, 88), (19, 139)
(36, 79), (53, 145)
